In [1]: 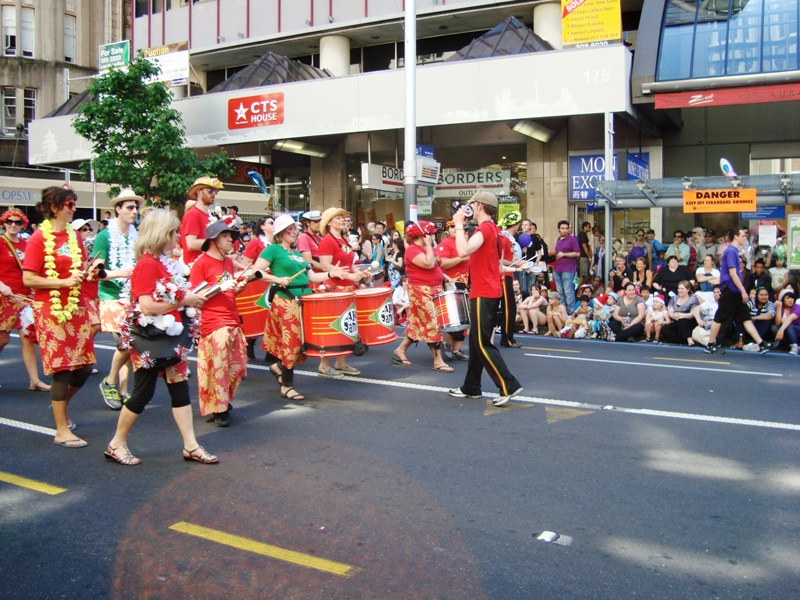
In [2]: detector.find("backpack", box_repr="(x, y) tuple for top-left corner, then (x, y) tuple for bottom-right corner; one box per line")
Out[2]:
(535, 235), (552, 263)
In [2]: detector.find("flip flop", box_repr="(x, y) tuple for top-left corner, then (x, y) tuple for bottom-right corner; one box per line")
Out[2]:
(318, 367), (343, 378)
(53, 438), (88, 449)
(392, 355), (412, 366)
(432, 365), (454, 372)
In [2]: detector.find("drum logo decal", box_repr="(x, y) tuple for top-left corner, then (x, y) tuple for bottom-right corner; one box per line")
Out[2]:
(330, 303), (359, 340)
(370, 299), (395, 330)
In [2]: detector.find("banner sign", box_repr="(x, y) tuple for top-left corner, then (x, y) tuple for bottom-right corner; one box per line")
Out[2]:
(561, 0), (622, 48)
(497, 195), (520, 224)
(569, 153), (649, 201)
(360, 164), (509, 198)
(682, 189), (757, 213)
(655, 83), (800, 109)
(741, 205), (785, 220)
(361, 164), (404, 193)
(99, 41), (130, 73)
(142, 42), (190, 86)
(228, 93), (285, 130)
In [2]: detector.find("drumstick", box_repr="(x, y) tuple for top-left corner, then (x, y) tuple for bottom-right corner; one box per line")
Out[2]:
(233, 264), (255, 285)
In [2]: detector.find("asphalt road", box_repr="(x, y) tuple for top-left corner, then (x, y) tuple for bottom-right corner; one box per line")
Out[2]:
(1, 330), (799, 599)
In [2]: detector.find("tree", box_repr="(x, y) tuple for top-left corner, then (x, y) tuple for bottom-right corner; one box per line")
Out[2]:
(72, 54), (232, 209)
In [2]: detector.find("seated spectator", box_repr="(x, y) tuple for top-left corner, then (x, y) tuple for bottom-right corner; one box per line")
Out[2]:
(589, 275), (605, 297)
(736, 287), (775, 344)
(770, 256), (789, 297)
(534, 270), (552, 291)
(660, 280), (700, 345)
(643, 293), (670, 343)
(518, 285), (547, 334)
(392, 277), (410, 324)
(652, 248), (667, 272)
(639, 285), (653, 311)
(749, 258), (774, 301)
(695, 254), (720, 292)
(607, 283), (646, 342)
(773, 288), (800, 353)
(652, 255), (693, 298)
(691, 285), (721, 346)
(544, 291), (567, 337)
(608, 255), (632, 293)
(588, 292), (617, 340)
(563, 295), (593, 338)
(630, 256), (653, 293)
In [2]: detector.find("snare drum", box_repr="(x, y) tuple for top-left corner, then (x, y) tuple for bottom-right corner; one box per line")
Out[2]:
(432, 289), (470, 332)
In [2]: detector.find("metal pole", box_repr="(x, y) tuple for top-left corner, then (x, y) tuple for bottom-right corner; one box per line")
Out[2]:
(604, 112), (614, 273)
(403, 0), (417, 223)
(91, 160), (97, 219)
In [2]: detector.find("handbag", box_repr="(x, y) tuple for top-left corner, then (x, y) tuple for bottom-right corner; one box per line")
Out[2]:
(128, 311), (194, 365)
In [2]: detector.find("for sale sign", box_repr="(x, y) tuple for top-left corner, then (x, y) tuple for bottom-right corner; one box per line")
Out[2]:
(228, 93), (285, 130)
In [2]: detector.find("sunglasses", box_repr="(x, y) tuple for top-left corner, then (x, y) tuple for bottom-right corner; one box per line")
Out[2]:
(61, 200), (77, 211)
(674, 235), (683, 239)
(80, 227), (92, 232)
(5, 219), (23, 225)
(205, 188), (218, 194)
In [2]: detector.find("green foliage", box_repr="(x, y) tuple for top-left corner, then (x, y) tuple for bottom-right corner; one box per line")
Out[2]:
(72, 53), (232, 209)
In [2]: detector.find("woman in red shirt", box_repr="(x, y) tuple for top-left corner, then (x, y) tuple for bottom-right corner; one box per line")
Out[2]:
(392, 221), (453, 372)
(22, 187), (96, 448)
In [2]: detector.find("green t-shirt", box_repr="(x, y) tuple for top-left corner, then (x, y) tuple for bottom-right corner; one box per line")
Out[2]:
(259, 243), (311, 299)
(94, 227), (136, 300)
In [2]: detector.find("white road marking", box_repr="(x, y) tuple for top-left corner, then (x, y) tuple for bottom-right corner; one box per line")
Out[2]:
(523, 352), (781, 377)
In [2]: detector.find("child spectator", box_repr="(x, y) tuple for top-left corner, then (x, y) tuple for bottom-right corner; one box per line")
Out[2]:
(769, 256), (789, 296)
(643, 294), (670, 343)
(544, 291), (567, 337)
(589, 292), (617, 340)
(691, 285), (720, 346)
(564, 295), (592, 338)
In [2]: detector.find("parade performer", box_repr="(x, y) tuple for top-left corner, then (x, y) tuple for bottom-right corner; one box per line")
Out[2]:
(0, 209), (50, 392)
(22, 187), (96, 448)
(498, 211), (523, 348)
(448, 191), (523, 406)
(94, 188), (141, 409)
(296, 210), (324, 272)
(252, 215), (346, 401)
(392, 221), (453, 372)
(435, 220), (470, 361)
(188, 221), (248, 427)
(179, 176), (223, 268)
(72, 218), (102, 339)
(316, 207), (368, 377)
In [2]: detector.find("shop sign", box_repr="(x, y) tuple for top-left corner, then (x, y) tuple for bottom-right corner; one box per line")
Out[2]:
(497, 195), (520, 224)
(99, 41), (130, 73)
(561, 0), (622, 48)
(740, 205), (785, 220)
(1, 187), (41, 205)
(361, 163), (404, 193)
(569, 153), (649, 201)
(682, 189), (757, 213)
(229, 160), (273, 185)
(432, 169), (509, 198)
(417, 196), (433, 215)
(655, 83), (800, 109)
(228, 93), (284, 130)
(416, 145), (434, 159)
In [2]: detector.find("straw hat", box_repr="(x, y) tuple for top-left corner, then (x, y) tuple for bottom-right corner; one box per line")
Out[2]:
(187, 176), (224, 200)
(319, 207), (350, 235)
(111, 188), (144, 207)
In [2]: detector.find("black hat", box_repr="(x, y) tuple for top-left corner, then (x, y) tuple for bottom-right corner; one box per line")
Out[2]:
(202, 220), (239, 251)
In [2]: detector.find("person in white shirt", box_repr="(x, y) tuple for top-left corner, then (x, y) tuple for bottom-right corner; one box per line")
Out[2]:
(392, 276), (410, 323)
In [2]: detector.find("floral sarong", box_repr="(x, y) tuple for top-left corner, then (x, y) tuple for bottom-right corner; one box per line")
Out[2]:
(100, 299), (127, 333)
(197, 326), (247, 416)
(406, 284), (443, 344)
(129, 348), (188, 383)
(261, 295), (305, 369)
(32, 301), (96, 375)
(84, 298), (101, 327)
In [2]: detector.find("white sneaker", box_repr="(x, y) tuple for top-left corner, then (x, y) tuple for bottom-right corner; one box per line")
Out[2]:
(742, 342), (760, 352)
(790, 344), (799, 355)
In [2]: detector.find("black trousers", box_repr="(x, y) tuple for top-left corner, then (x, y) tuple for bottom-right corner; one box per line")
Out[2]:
(460, 297), (521, 397)
(125, 359), (191, 415)
(498, 276), (517, 345)
(608, 320), (645, 342)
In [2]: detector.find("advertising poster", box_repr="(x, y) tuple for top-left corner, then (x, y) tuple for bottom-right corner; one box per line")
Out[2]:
(788, 213), (800, 269)
(561, 0), (622, 48)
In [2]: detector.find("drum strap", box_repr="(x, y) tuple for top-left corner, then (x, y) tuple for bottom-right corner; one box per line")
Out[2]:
(303, 341), (355, 353)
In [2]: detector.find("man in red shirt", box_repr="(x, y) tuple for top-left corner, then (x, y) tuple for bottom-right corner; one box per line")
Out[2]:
(435, 220), (470, 360)
(297, 210), (323, 272)
(448, 192), (522, 406)
(180, 176), (223, 268)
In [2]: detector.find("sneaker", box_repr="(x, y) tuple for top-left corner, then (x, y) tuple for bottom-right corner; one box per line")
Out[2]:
(120, 393), (130, 405)
(790, 344), (799, 355)
(448, 388), (482, 399)
(742, 342), (760, 352)
(441, 344), (454, 360)
(99, 378), (123, 410)
(492, 387), (523, 407)
(214, 410), (230, 428)
(703, 342), (723, 355)
(451, 349), (469, 361)
(758, 341), (777, 355)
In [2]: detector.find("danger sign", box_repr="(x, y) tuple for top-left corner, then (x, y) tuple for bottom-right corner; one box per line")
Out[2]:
(682, 189), (757, 213)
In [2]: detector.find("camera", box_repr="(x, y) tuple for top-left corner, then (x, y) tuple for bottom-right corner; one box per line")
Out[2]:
(462, 203), (473, 218)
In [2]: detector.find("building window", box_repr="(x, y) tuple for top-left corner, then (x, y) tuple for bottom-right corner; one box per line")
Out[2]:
(2, 88), (16, 137)
(23, 89), (35, 134)
(20, 7), (33, 57)
(2, 6), (16, 56)
(64, 14), (75, 62)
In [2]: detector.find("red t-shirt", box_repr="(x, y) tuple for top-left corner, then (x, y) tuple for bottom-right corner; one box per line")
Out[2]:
(318, 233), (356, 288)
(405, 243), (444, 287)
(188, 253), (240, 336)
(296, 230), (321, 262)
(435, 236), (469, 282)
(469, 220), (502, 299)
(179, 206), (210, 266)
(499, 228), (513, 278)
(243, 237), (266, 261)
(0, 236), (27, 294)
(23, 229), (88, 304)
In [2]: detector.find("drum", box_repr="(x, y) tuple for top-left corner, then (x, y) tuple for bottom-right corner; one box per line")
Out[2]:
(432, 289), (470, 333)
(354, 288), (396, 346)
(355, 263), (385, 288)
(300, 292), (358, 357)
(237, 279), (269, 338)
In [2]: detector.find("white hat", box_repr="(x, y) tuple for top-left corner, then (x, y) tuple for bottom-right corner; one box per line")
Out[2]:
(273, 214), (298, 237)
(71, 218), (100, 236)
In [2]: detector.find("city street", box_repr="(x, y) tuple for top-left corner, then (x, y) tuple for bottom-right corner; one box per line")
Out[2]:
(1, 331), (799, 599)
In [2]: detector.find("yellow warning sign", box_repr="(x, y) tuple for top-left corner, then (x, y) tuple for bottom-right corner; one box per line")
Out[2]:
(682, 189), (757, 213)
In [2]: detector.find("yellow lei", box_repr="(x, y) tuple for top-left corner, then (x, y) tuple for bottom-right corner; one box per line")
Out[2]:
(40, 219), (82, 323)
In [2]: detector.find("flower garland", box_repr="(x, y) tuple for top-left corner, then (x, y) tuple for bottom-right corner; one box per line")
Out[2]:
(108, 218), (137, 302)
(40, 219), (82, 323)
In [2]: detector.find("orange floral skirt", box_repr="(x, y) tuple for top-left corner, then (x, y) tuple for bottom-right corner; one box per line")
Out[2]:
(33, 301), (96, 375)
(406, 284), (443, 344)
(261, 296), (305, 370)
(100, 299), (127, 333)
(196, 326), (247, 416)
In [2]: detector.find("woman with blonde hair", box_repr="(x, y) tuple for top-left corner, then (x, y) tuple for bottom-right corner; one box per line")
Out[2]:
(104, 209), (213, 466)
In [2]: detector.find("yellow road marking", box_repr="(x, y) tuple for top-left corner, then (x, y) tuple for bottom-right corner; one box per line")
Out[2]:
(0, 470), (66, 495)
(483, 400), (535, 415)
(522, 346), (580, 353)
(169, 521), (361, 577)
(546, 407), (594, 424)
(652, 356), (730, 365)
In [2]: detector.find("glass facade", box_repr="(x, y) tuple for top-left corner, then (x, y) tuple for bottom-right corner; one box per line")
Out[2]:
(657, 0), (799, 80)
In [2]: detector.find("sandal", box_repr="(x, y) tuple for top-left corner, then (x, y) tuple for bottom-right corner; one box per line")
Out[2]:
(182, 446), (219, 464)
(392, 354), (412, 366)
(269, 364), (283, 385)
(280, 387), (306, 401)
(335, 364), (361, 375)
(318, 367), (344, 378)
(104, 444), (142, 466)
(29, 380), (51, 392)
(432, 364), (454, 372)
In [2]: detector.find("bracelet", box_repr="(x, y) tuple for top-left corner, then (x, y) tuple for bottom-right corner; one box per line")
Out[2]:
(327, 271), (332, 278)
(455, 226), (464, 231)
